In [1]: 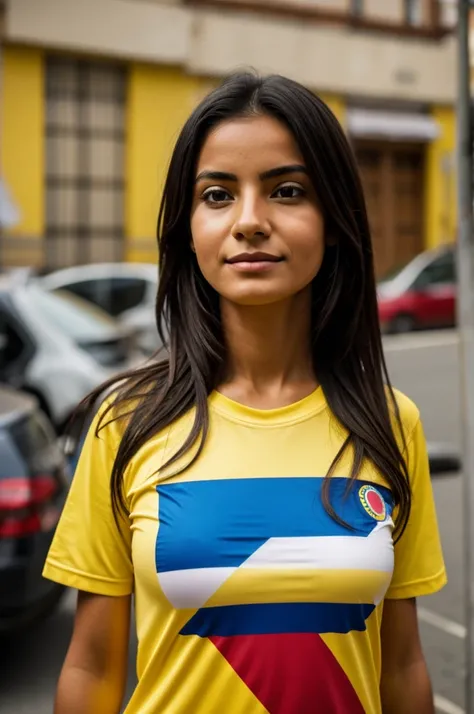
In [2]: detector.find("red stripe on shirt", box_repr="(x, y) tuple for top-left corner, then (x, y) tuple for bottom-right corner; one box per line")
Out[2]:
(210, 632), (366, 714)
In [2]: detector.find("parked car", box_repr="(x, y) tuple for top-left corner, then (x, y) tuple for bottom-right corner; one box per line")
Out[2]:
(377, 246), (456, 333)
(0, 385), (68, 632)
(38, 262), (160, 355)
(0, 275), (136, 433)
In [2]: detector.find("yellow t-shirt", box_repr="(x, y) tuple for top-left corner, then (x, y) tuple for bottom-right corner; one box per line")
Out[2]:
(43, 387), (446, 714)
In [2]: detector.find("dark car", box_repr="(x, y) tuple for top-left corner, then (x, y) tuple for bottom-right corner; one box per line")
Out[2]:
(377, 247), (456, 333)
(0, 385), (69, 632)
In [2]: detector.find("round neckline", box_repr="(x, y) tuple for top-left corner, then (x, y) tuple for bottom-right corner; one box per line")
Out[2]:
(208, 386), (327, 426)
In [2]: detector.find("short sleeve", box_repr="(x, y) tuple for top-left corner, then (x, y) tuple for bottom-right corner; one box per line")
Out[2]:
(385, 416), (447, 599)
(42, 402), (133, 596)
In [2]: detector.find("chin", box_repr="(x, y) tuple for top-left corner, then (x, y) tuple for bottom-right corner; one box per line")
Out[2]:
(222, 288), (296, 307)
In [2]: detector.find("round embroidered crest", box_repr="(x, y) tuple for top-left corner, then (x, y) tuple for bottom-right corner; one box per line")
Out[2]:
(359, 484), (386, 521)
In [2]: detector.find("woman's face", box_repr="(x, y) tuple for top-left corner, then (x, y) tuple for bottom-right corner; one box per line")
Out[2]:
(190, 114), (326, 307)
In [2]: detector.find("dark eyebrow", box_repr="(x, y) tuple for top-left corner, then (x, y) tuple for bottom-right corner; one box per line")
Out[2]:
(195, 170), (238, 184)
(259, 164), (308, 180)
(194, 164), (308, 184)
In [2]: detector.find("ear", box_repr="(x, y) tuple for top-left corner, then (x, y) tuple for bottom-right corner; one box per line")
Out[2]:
(190, 241), (196, 253)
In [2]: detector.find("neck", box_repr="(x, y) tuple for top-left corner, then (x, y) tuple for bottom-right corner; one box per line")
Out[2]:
(219, 289), (317, 405)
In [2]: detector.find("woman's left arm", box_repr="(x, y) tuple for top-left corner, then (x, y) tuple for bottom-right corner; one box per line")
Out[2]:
(380, 598), (434, 714)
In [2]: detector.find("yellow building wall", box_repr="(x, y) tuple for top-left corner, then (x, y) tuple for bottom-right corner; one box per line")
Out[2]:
(425, 105), (457, 250)
(125, 66), (206, 263)
(1, 46), (44, 249)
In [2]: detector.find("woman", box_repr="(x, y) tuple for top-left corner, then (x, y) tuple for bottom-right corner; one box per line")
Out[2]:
(44, 72), (446, 714)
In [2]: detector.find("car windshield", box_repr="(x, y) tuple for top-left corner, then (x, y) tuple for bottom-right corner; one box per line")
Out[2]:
(377, 252), (442, 298)
(377, 261), (416, 298)
(27, 286), (118, 342)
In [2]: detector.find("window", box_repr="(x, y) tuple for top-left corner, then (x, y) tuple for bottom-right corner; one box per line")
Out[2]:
(10, 411), (56, 464)
(412, 254), (456, 290)
(30, 287), (129, 368)
(30, 287), (117, 343)
(0, 310), (29, 375)
(405, 0), (422, 26)
(439, 0), (457, 28)
(57, 276), (147, 316)
(109, 278), (148, 316)
(59, 279), (102, 308)
(45, 58), (126, 268)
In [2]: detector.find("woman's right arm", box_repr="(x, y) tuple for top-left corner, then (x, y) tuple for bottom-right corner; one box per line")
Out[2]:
(55, 591), (131, 714)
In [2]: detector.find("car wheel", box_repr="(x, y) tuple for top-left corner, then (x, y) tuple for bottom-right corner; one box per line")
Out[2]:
(390, 314), (416, 334)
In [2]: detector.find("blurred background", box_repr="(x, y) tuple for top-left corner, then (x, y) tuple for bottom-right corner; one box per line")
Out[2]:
(0, 0), (468, 713)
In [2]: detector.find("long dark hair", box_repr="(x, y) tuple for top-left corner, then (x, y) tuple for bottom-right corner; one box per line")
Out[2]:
(78, 72), (410, 536)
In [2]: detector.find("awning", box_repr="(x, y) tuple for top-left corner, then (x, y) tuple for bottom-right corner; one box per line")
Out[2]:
(347, 108), (440, 142)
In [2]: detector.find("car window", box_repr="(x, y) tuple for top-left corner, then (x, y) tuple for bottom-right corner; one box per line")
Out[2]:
(59, 277), (147, 317)
(64, 279), (101, 306)
(412, 254), (456, 290)
(108, 277), (147, 316)
(0, 309), (28, 372)
(29, 287), (118, 342)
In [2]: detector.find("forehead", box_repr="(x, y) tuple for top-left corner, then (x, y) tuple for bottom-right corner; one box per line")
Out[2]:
(196, 114), (304, 172)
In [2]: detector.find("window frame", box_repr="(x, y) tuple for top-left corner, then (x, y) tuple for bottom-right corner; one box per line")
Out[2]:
(45, 57), (126, 269)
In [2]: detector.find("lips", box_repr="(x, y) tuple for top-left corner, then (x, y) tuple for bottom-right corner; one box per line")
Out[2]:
(226, 252), (283, 264)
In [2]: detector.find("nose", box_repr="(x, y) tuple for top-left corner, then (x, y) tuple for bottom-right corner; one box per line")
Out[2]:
(231, 193), (271, 241)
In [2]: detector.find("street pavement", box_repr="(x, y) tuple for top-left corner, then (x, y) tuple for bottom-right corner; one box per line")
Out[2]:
(384, 330), (461, 449)
(0, 329), (466, 714)
(385, 329), (464, 714)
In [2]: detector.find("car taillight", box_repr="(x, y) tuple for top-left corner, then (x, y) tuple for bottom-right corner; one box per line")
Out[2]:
(0, 474), (59, 537)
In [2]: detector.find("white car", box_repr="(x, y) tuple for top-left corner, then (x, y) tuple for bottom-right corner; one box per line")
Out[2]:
(38, 263), (160, 355)
(0, 276), (136, 432)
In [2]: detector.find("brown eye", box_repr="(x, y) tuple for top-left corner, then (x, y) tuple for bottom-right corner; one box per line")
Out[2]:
(202, 189), (233, 205)
(273, 185), (305, 199)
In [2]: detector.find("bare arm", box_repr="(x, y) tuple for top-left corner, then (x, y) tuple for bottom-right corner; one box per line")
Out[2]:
(55, 591), (131, 714)
(380, 598), (434, 714)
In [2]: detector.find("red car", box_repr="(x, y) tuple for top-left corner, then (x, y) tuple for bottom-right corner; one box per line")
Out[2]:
(377, 247), (456, 334)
